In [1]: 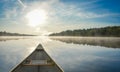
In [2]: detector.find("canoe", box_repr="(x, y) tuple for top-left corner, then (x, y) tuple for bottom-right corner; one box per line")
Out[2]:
(11, 44), (64, 72)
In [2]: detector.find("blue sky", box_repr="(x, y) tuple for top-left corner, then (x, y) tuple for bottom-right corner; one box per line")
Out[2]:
(0, 0), (120, 35)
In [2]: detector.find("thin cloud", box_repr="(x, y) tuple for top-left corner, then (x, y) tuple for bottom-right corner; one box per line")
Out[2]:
(76, 12), (120, 19)
(1, 0), (119, 34)
(51, 1), (120, 19)
(17, 0), (26, 8)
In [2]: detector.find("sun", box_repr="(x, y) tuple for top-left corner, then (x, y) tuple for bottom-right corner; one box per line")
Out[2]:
(25, 9), (47, 27)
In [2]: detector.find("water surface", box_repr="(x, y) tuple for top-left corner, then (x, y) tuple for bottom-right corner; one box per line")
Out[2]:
(0, 36), (120, 72)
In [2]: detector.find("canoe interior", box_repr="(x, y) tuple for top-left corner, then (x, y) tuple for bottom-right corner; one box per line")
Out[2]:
(11, 44), (63, 72)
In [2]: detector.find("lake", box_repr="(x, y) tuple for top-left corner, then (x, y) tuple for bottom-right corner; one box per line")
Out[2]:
(0, 36), (120, 72)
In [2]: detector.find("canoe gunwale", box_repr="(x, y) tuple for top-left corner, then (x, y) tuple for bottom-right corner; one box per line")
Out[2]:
(10, 44), (64, 72)
(10, 45), (37, 72)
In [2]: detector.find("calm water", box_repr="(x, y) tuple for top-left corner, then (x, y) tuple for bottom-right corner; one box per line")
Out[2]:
(0, 36), (120, 72)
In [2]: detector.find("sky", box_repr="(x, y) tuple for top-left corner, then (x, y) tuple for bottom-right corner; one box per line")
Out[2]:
(0, 0), (120, 35)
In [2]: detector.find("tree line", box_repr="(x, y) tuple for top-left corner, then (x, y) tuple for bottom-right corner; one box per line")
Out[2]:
(49, 26), (120, 37)
(0, 31), (36, 36)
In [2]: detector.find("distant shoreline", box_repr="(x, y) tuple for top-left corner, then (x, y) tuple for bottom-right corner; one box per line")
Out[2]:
(0, 31), (36, 36)
(49, 26), (120, 37)
(48, 36), (120, 38)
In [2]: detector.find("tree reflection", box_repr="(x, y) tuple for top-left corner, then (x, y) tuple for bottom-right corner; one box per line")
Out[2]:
(50, 37), (120, 48)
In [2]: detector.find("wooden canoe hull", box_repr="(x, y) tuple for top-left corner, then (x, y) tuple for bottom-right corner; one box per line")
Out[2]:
(11, 44), (64, 72)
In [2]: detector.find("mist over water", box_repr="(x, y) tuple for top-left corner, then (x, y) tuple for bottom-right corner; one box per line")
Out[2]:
(0, 36), (120, 72)
(50, 36), (120, 48)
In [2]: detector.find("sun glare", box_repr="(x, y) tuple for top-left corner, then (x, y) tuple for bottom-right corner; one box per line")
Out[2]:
(25, 9), (47, 27)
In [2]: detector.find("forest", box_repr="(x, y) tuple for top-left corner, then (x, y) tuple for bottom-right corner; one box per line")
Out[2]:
(0, 31), (35, 36)
(49, 26), (120, 37)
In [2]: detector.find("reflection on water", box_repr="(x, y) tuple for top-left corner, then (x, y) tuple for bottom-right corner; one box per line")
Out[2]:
(0, 36), (35, 42)
(0, 36), (120, 72)
(44, 37), (120, 72)
(0, 36), (40, 72)
(0, 38), (21, 42)
(50, 37), (120, 48)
